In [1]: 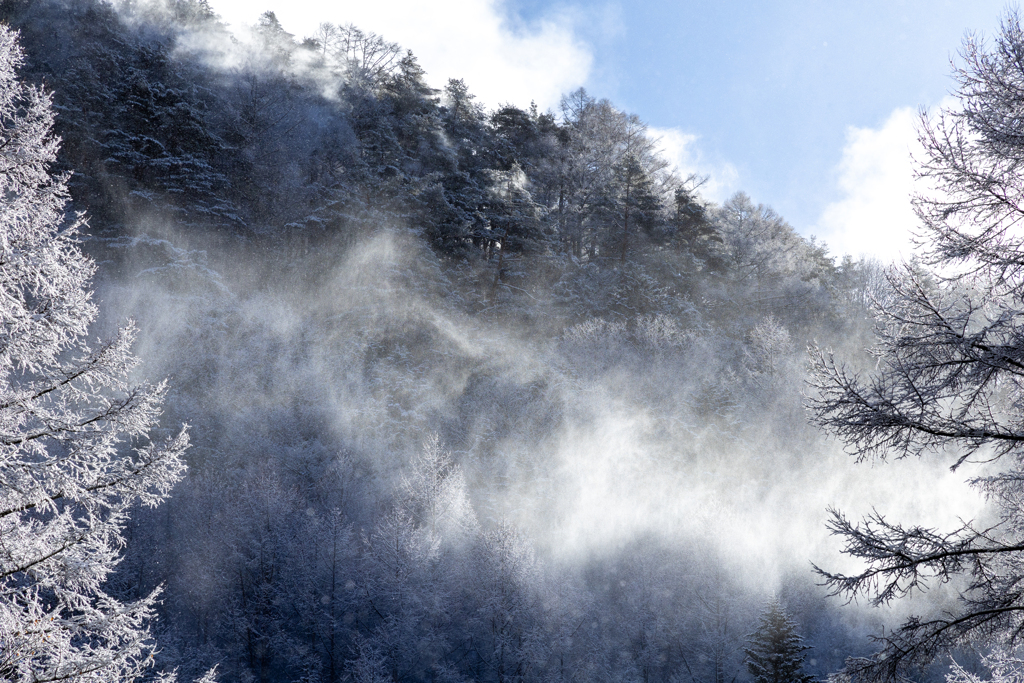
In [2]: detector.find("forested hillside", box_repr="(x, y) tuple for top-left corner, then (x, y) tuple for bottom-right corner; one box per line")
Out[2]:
(0, 1), (945, 682)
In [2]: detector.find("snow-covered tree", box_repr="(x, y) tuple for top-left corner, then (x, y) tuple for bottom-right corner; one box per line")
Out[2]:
(947, 646), (1024, 683)
(807, 10), (1024, 681)
(744, 599), (813, 683)
(0, 25), (189, 682)
(744, 315), (793, 385)
(399, 433), (477, 545)
(474, 521), (544, 683)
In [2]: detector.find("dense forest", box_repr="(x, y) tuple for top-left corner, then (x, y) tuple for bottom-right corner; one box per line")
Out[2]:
(6, 1), (1024, 683)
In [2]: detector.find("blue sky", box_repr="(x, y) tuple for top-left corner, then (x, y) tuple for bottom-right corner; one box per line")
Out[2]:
(208, 0), (1010, 262)
(560, 1), (1007, 256)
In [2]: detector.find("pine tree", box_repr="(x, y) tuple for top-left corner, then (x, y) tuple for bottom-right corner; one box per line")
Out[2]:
(744, 599), (814, 683)
(0, 25), (191, 682)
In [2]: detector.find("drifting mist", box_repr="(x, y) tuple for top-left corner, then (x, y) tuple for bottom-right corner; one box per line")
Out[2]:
(0, 0), (995, 681)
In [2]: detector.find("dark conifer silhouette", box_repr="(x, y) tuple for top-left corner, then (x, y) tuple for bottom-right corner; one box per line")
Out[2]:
(744, 598), (814, 683)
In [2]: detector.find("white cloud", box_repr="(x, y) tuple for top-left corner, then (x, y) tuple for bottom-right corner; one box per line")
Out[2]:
(813, 107), (923, 263)
(648, 126), (740, 203)
(207, 0), (592, 111)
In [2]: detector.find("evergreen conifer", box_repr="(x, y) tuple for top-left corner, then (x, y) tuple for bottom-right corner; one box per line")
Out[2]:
(744, 598), (814, 683)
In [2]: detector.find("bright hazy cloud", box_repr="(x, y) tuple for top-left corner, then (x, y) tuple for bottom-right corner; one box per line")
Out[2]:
(207, 0), (592, 110)
(814, 106), (922, 262)
(649, 126), (740, 202)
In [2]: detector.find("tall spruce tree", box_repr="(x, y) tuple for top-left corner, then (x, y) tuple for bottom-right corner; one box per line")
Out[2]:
(744, 599), (814, 683)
